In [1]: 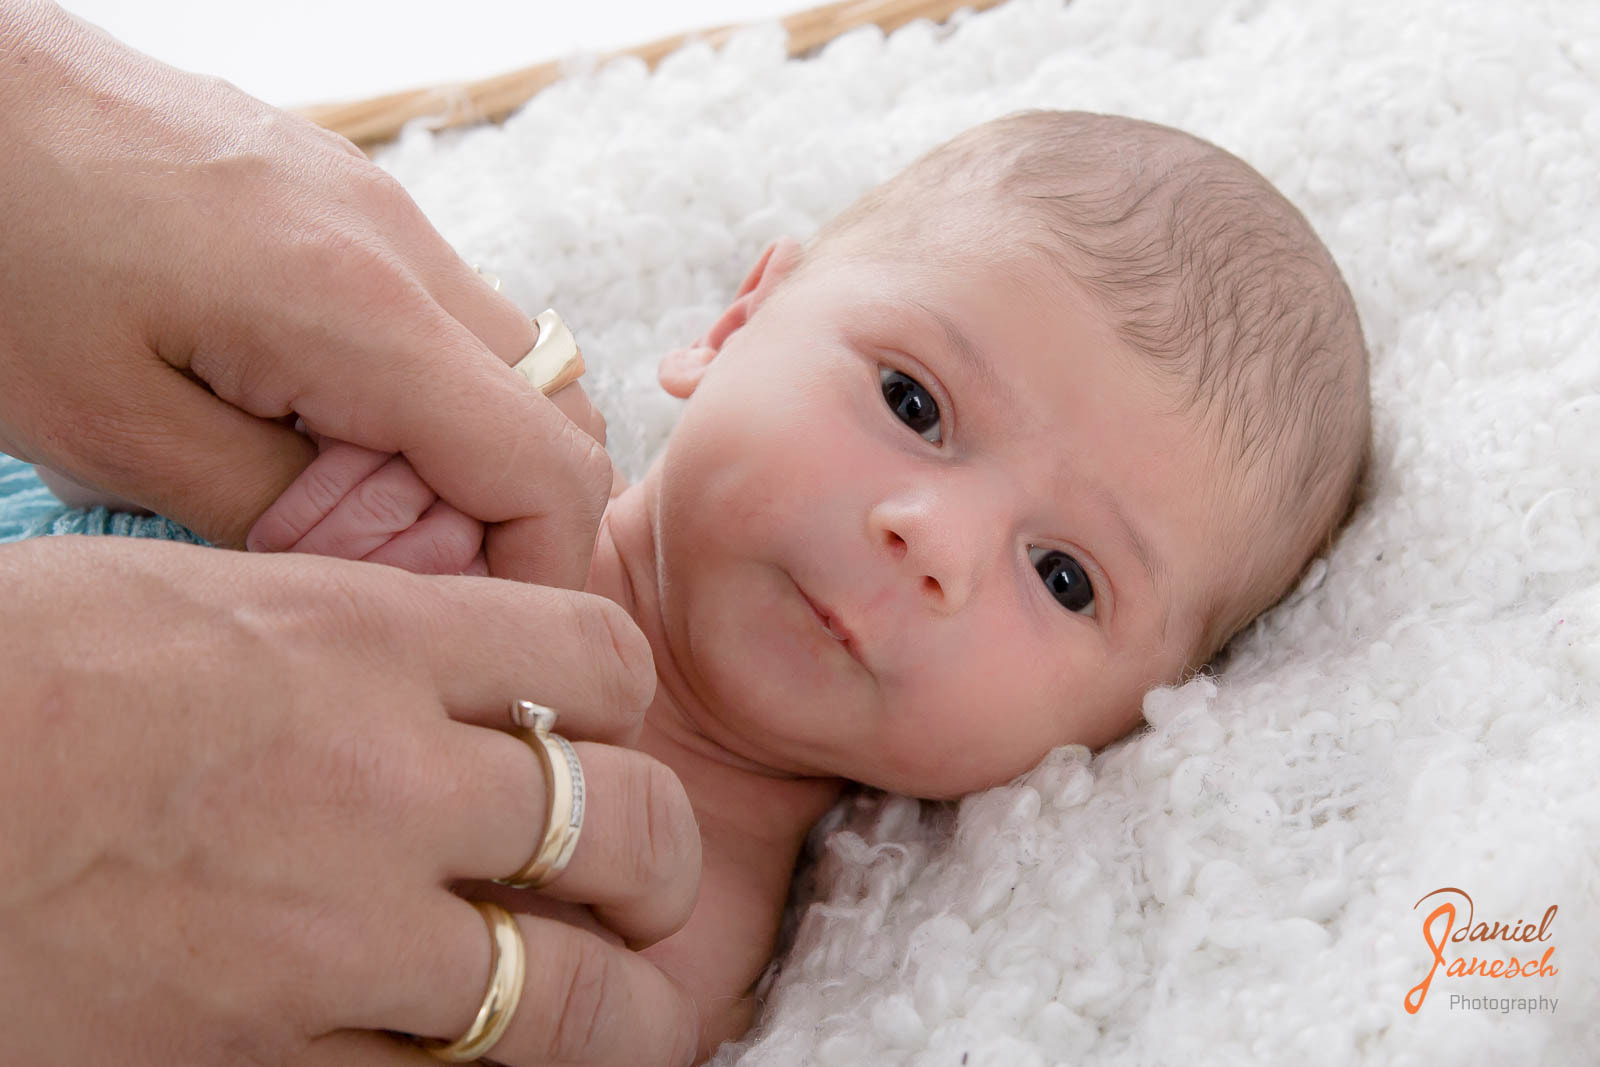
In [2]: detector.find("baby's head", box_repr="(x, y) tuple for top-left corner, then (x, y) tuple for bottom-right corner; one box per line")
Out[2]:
(643, 110), (1370, 797)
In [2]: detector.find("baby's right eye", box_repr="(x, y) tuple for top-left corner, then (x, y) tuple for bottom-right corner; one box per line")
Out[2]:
(1029, 545), (1096, 617)
(880, 367), (942, 445)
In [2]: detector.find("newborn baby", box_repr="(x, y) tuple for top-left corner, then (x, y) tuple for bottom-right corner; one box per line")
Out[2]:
(153, 111), (1382, 1059)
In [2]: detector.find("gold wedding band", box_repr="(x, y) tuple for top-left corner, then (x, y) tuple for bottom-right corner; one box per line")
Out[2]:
(420, 901), (526, 1062)
(513, 309), (586, 396)
(496, 700), (586, 889)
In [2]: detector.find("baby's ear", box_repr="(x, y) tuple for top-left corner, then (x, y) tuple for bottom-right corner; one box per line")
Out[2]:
(657, 345), (717, 398)
(657, 237), (803, 398)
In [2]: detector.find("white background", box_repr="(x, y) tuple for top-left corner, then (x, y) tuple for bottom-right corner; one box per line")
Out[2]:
(58, 0), (809, 109)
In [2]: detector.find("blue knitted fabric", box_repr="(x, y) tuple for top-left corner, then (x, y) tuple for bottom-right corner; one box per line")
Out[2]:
(0, 453), (206, 546)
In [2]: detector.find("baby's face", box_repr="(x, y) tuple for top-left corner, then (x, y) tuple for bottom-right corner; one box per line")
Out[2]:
(645, 237), (1227, 797)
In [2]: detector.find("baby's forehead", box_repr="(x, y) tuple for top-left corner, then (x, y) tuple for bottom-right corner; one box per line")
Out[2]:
(800, 233), (1143, 384)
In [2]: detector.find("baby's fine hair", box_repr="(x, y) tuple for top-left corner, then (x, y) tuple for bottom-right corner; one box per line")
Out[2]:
(807, 110), (1373, 668)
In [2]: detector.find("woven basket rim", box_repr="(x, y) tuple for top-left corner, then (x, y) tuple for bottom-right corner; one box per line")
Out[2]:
(295, 0), (1005, 152)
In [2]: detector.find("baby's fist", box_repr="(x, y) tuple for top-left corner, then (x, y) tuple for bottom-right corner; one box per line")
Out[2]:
(247, 440), (486, 576)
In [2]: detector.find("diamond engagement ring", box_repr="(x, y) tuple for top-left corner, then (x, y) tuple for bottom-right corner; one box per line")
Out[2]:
(496, 699), (585, 889)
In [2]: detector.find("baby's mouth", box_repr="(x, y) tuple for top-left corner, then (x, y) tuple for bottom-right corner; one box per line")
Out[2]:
(793, 577), (863, 664)
(803, 592), (850, 642)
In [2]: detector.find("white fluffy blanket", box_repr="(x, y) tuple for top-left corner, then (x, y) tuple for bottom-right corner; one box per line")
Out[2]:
(374, 1), (1600, 1062)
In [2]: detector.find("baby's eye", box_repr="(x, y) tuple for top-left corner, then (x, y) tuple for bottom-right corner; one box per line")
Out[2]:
(1029, 545), (1096, 617)
(880, 367), (941, 444)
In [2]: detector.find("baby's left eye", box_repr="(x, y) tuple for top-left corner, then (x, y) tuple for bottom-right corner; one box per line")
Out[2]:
(880, 367), (942, 444)
(1029, 545), (1096, 617)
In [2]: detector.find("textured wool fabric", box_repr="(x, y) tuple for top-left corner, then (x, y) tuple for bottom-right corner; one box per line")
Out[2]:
(4, 0), (1595, 1062)
(0, 457), (62, 542)
(0, 457), (204, 544)
(373, 5), (1597, 1062)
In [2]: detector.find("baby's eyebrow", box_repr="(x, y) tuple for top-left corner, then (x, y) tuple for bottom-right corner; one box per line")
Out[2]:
(1092, 483), (1172, 642)
(908, 300), (1024, 415)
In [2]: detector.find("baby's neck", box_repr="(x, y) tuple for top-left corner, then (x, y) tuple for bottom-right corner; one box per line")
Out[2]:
(586, 469), (845, 863)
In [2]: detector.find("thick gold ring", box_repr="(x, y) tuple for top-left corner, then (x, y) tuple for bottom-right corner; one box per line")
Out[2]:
(465, 272), (583, 396)
(420, 901), (526, 1062)
(496, 700), (586, 889)
(512, 309), (585, 395)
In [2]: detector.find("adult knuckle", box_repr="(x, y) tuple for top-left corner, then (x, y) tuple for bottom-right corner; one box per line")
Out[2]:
(344, 164), (437, 245)
(286, 227), (418, 328)
(268, 903), (369, 1038)
(308, 564), (383, 634)
(488, 412), (610, 528)
(571, 424), (614, 490)
(181, 1023), (293, 1067)
(346, 162), (408, 210)
(627, 756), (700, 903)
(312, 720), (422, 820)
(205, 338), (291, 411)
(550, 938), (620, 1061)
(314, 123), (370, 161)
(571, 593), (654, 715)
(293, 562), (410, 663)
(572, 406), (608, 448)
(541, 417), (612, 504)
(565, 595), (617, 709)
(284, 223), (370, 285)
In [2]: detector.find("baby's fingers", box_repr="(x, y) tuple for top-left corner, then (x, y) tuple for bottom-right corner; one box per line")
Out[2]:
(248, 441), (389, 553)
(362, 499), (485, 576)
(288, 452), (439, 561)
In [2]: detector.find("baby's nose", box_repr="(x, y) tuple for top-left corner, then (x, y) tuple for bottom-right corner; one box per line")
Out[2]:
(868, 488), (994, 613)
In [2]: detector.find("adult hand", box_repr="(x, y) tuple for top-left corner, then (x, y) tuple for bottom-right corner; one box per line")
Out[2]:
(0, 2), (605, 587)
(0, 536), (701, 1066)
(244, 380), (612, 577)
